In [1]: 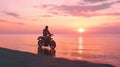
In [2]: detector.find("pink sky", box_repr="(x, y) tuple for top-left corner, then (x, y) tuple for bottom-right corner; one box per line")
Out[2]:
(0, 0), (120, 34)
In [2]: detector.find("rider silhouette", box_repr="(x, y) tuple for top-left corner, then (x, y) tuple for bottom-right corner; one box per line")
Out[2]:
(43, 26), (52, 42)
(43, 26), (51, 37)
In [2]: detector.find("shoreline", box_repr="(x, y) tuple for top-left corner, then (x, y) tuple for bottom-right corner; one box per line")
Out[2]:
(0, 47), (115, 67)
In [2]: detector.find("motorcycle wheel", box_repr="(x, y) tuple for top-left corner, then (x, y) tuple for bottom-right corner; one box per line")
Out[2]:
(50, 41), (56, 49)
(38, 40), (43, 47)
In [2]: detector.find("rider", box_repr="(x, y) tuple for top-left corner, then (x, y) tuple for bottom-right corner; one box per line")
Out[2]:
(43, 26), (52, 41)
(43, 26), (51, 36)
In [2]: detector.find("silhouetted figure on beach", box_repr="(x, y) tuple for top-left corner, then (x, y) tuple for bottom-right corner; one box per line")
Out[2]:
(43, 26), (51, 37)
(42, 26), (52, 42)
(37, 26), (56, 48)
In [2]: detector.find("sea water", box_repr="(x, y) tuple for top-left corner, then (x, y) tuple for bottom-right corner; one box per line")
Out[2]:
(0, 34), (120, 67)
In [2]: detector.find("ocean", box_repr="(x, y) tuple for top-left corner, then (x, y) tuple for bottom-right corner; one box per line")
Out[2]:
(0, 34), (120, 67)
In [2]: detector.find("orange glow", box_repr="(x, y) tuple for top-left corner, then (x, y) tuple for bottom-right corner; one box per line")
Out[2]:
(0, 0), (120, 34)
(78, 28), (84, 33)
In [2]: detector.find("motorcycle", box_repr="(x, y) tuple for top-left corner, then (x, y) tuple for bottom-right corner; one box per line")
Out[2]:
(37, 34), (56, 49)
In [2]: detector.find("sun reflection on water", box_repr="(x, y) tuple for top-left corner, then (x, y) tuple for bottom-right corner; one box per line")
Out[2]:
(78, 36), (83, 59)
(79, 36), (83, 53)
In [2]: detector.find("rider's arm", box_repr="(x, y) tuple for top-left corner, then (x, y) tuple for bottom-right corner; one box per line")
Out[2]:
(47, 29), (51, 35)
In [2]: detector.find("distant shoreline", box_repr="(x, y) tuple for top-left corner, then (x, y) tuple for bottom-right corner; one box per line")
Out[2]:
(0, 47), (115, 67)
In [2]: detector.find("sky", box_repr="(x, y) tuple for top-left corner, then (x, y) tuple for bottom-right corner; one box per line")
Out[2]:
(0, 0), (120, 34)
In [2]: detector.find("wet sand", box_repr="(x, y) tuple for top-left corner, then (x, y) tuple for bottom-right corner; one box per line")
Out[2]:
(0, 47), (115, 67)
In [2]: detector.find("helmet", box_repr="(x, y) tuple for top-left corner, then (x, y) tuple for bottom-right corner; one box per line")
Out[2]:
(45, 26), (48, 29)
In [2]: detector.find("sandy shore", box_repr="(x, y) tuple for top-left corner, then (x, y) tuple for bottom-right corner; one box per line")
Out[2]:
(0, 47), (115, 67)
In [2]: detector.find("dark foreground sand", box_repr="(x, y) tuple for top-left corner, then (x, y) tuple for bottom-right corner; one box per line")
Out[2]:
(0, 47), (115, 67)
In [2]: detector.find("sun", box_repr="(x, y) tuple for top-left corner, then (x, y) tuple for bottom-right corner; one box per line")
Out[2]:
(78, 28), (84, 33)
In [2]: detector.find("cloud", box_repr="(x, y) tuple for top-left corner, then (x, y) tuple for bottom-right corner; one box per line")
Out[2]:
(83, 0), (105, 3)
(34, 0), (120, 17)
(3, 11), (20, 18)
(13, 22), (25, 25)
(0, 20), (6, 22)
(81, 12), (120, 17)
(86, 23), (120, 34)
(102, 13), (120, 16)
(41, 15), (52, 17)
(37, 3), (110, 17)
(0, 19), (25, 25)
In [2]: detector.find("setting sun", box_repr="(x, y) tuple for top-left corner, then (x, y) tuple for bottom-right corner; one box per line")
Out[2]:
(78, 28), (84, 33)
